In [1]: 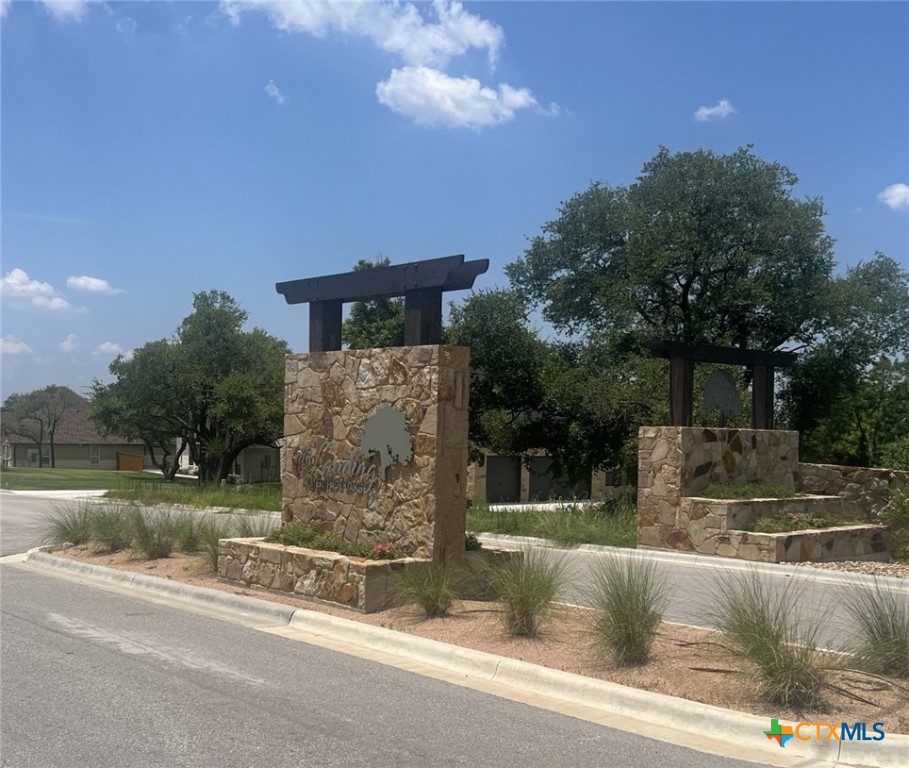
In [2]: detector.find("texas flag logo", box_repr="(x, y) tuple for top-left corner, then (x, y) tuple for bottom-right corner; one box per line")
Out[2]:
(764, 718), (794, 748)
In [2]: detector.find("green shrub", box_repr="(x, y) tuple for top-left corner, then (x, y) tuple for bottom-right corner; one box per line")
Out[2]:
(465, 532), (482, 551)
(130, 509), (176, 559)
(587, 556), (667, 666)
(392, 563), (462, 618)
(41, 501), (97, 546)
(711, 572), (827, 708)
(487, 548), (566, 637)
(752, 510), (862, 533)
(264, 519), (319, 547)
(89, 506), (133, 553)
(883, 489), (909, 561)
(843, 577), (909, 678)
(880, 436), (909, 471)
(265, 520), (377, 559)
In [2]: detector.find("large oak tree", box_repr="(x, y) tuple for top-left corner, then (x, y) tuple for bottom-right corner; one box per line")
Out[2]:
(507, 145), (835, 352)
(91, 291), (289, 482)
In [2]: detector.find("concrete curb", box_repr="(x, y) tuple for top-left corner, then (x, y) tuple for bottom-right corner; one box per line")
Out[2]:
(477, 533), (909, 591)
(20, 552), (909, 768)
(24, 551), (297, 627)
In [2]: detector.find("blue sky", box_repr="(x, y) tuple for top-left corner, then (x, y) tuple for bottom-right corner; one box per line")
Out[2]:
(2, 0), (907, 400)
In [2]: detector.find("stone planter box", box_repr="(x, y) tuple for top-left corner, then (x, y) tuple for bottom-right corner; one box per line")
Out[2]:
(721, 525), (889, 563)
(218, 537), (518, 613)
(682, 495), (843, 535)
(671, 497), (888, 562)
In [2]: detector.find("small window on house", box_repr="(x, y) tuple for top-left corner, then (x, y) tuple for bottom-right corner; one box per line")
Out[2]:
(90, 445), (101, 465)
(41, 445), (50, 465)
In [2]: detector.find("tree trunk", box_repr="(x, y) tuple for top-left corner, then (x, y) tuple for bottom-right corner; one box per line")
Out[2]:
(163, 441), (187, 482)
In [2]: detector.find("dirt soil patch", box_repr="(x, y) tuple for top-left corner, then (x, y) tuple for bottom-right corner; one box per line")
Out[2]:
(53, 545), (908, 733)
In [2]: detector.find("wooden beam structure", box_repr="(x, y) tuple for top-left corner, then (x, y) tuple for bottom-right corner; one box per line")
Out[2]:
(650, 340), (797, 430)
(277, 255), (489, 351)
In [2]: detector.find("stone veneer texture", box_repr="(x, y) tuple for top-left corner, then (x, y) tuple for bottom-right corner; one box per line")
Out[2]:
(283, 346), (469, 562)
(798, 463), (909, 519)
(637, 426), (799, 551)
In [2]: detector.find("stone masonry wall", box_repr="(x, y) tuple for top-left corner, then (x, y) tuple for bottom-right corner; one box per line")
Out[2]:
(283, 346), (469, 562)
(798, 463), (909, 519)
(637, 426), (799, 550)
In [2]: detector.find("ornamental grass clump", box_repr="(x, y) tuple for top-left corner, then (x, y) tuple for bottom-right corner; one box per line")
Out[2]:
(41, 501), (97, 547)
(88, 505), (133, 553)
(392, 563), (462, 618)
(587, 555), (668, 666)
(197, 515), (237, 572)
(488, 548), (567, 637)
(129, 508), (177, 559)
(843, 577), (909, 678)
(711, 571), (827, 708)
(236, 513), (279, 539)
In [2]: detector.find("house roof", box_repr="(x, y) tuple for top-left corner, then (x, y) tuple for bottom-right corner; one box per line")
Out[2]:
(2, 387), (144, 447)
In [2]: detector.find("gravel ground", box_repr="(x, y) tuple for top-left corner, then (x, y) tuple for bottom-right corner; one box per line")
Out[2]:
(800, 559), (909, 578)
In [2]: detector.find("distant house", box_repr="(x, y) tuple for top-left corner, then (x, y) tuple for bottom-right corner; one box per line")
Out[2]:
(1, 388), (148, 471)
(176, 439), (281, 483)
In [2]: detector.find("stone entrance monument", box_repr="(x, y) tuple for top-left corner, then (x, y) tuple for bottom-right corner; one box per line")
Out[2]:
(218, 255), (492, 611)
(637, 341), (889, 564)
(275, 254), (488, 563)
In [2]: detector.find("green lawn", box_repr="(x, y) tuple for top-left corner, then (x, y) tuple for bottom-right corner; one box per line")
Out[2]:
(1, 467), (282, 511)
(0, 468), (163, 491)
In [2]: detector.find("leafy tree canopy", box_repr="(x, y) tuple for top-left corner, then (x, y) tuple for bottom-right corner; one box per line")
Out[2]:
(782, 254), (909, 466)
(507, 145), (835, 351)
(343, 255), (405, 349)
(91, 290), (289, 482)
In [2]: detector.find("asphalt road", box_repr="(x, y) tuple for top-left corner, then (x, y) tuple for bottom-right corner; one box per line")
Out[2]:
(479, 535), (909, 652)
(1, 565), (762, 768)
(0, 492), (60, 556)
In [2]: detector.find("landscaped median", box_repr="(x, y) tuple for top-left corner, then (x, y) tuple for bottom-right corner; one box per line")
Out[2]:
(217, 536), (518, 613)
(18, 546), (909, 768)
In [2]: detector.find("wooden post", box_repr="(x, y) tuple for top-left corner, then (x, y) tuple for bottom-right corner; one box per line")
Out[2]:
(751, 365), (775, 430)
(309, 300), (342, 352)
(404, 288), (443, 345)
(669, 356), (694, 426)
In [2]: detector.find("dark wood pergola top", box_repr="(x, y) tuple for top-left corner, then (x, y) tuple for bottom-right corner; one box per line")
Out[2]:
(649, 340), (797, 369)
(276, 254), (489, 305)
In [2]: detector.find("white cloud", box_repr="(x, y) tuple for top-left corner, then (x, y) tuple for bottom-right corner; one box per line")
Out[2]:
(377, 67), (538, 129)
(220, 0), (548, 129)
(0, 0), (11, 19)
(1, 335), (32, 356)
(115, 16), (138, 35)
(92, 341), (126, 358)
(264, 79), (286, 105)
(877, 183), (909, 212)
(695, 99), (736, 122)
(60, 334), (78, 353)
(32, 296), (73, 311)
(1, 268), (55, 298)
(221, 0), (503, 69)
(67, 274), (121, 293)
(38, 0), (93, 23)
